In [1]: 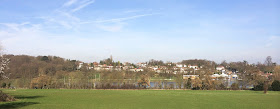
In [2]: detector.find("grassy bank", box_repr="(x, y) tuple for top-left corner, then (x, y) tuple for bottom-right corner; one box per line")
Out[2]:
(0, 89), (279, 109)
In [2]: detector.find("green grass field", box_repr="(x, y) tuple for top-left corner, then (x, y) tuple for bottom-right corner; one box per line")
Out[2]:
(0, 89), (279, 109)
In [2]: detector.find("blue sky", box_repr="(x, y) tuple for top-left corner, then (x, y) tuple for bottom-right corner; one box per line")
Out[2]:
(0, 0), (279, 63)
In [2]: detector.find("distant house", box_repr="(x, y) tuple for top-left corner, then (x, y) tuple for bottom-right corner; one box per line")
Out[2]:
(98, 65), (103, 67)
(108, 66), (114, 69)
(212, 74), (220, 78)
(137, 63), (147, 68)
(94, 67), (102, 71)
(231, 74), (238, 79)
(211, 73), (229, 79)
(227, 71), (233, 75)
(155, 69), (161, 73)
(176, 64), (186, 68)
(165, 70), (172, 73)
(160, 66), (168, 70)
(188, 65), (198, 70)
(183, 75), (199, 80)
(93, 62), (99, 67)
(216, 66), (225, 71)
(77, 62), (83, 69)
(88, 67), (93, 69)
(104, 67), (110, 70)
(129, 68), (144, 72)
(136, 68), (144, 72)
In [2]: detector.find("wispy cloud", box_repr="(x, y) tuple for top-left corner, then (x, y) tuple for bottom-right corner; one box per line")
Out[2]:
(123, 9), (153, 14)
(78, 13), (157, 32)
(36, 0), (158, 32)
(40, 14), (78, 30)
(1, 0), (159, 34)
(71, 0), (95, 13)
(40, 0), (94, 30)
(82, 13), (157, 24)
(62, 0), (78, 7)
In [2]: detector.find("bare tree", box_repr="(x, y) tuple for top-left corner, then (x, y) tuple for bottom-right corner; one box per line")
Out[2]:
(175, 74), (183, 89)
(0, 45), (9, 79)
(0, 56), (10, 80)
(264, 56), (272, 66)
(0, 45), (11, 80)
(264, 56), (274, 73)
(0, 45), (15, 102)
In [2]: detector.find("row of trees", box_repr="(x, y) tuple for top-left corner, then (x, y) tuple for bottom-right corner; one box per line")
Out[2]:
(0, 48), (16, 102)
(0, 54), (279, 90)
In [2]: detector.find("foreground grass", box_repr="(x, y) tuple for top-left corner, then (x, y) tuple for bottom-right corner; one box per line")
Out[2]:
(0, 89), (279, 109)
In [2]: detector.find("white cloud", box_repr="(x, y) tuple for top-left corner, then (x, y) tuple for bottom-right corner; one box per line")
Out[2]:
(0, 1), (164, 62)
(0, 23), (51, 55)
(62, 0), (78, 7)
(71, 0), (95, 13)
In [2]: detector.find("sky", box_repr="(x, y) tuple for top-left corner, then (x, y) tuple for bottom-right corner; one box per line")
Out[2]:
(0, 0), (280, 64)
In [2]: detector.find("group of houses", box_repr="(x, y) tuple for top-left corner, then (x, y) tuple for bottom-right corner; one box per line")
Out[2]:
(77, 56), (277, 81)
(146, 63), (202, 74)
(77, 58), (241, 81)
(182, 65), (239, 81)
(78, 58), (273, 82)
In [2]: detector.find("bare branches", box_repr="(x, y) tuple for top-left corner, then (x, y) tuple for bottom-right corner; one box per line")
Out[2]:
(0, 56), (10, 80)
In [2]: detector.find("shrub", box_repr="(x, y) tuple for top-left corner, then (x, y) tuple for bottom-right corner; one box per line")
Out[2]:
(1, 83), (6, 88)
(271, 80), (280, 91)
(192, 87), (200, 90)
(169, 84), (174, 89)
(231, 83), (239, 90)
(7, 83), (11, 88)
(254, 83), (264, 91)
(0, 91), (15, 102)
(218, 83), (226, 90)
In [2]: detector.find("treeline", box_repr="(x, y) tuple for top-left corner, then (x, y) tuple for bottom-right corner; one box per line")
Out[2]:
(0, 55), (280, 91)
(1, 55), (155, 89)
(2, 55), (78, 88)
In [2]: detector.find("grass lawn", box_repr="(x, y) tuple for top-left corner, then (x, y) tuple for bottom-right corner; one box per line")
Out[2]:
(0, 89), (279, 109)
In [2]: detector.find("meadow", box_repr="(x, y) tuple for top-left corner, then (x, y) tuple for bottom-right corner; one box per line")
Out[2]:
(0, 89), (279, 109)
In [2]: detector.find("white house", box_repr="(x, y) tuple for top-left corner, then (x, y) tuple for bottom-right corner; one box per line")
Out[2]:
(129, 69), (136, 72)
(108, 66), (114, 69)
(216, 66), (225, 71)
(176, 64), (182, 68)
(77, 62), (83, 69)
(129, 68), (143, 72)
(211, 73), (229, 78)
(136, 68), (144, 72)
(188, 65), (198, 69)
(88, 67), (94, 69)
(137, 63), (147, 68)
(231, 74), (238, 79)
(94, 67), (102, 71)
